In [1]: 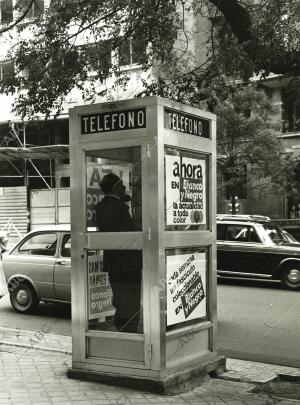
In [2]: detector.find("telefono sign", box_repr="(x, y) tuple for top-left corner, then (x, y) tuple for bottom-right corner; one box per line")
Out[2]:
(164, 108), (210, 138)
(81, 108), (146, 134)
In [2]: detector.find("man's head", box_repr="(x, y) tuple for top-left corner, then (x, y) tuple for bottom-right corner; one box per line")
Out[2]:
(100, 173), (126, 199)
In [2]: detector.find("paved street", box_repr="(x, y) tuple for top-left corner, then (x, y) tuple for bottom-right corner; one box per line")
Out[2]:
(0, 295), (71, 337)
(0, 282), (299, 402)
(1, 279), (300, 369)
(217, 278), (300, 368)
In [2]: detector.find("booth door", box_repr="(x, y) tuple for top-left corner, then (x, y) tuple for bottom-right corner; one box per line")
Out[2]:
(83, 144), (150, 368)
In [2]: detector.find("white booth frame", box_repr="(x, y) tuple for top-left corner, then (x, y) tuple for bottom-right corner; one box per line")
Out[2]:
(69, 96), (217, 380)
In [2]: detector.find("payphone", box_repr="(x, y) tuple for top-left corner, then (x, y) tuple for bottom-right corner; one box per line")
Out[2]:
(68, 96), (224, 393)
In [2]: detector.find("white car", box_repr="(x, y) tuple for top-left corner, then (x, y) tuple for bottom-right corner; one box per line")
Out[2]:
(2, 226), (71, 313)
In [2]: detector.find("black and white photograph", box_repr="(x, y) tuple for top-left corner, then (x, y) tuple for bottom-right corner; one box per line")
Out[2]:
(0, 0), (299, 403)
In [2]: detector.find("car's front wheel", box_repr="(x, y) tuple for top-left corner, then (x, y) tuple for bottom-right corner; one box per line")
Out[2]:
(282, 263), (300, 290)
(9, 282), (39, 313)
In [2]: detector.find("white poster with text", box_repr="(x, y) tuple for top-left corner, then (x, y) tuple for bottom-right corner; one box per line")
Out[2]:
(88, 254), (115, 320)
(165, 155), (206, 226)
(167, 252), (206, 326)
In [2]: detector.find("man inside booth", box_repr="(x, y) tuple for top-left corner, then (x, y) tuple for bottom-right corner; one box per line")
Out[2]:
(96, 173), (142, 333)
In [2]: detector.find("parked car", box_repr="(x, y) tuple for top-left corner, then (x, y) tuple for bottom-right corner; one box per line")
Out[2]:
(272, 220), (300, 243)
(282, 229), (300, 244)
(2, 226), (71, 313)
(217, 214), (300, 290)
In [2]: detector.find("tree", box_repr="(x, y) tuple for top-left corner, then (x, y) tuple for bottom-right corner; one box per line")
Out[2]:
(204, 0), (300, 77)
(0, 0), (300, 118)
(216, 84), (294, 214)
(0, 0), (181, 118)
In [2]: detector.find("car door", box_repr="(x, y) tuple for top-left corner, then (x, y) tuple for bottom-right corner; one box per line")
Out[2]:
(217, 223), (244, 273)
(3, 231), (58, 299)
(217, 224), (268, 277)
(53, 232), (71, 301)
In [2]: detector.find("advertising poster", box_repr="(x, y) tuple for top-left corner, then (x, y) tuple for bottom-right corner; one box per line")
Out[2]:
(167, 252), (206, 326)
(165, 154), (206, 226)
(88, 254), (115, 320)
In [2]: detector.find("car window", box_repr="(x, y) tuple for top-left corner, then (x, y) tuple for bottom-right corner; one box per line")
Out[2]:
(219, 223), (262, 243)
(249, 226), (261, 243)
(225, 225), (247, 241)
(18, 233), (58, 256)
(61, 234), (71, 257)
(262, 223), (286, 244)
(282, 230), (300, 243)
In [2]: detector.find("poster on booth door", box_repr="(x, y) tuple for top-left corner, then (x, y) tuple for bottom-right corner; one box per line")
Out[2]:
(88, 254), (115, 320)
(165, 154), (206, 226)
(167, 252), (206, 326)
(86, 163), (131, 228)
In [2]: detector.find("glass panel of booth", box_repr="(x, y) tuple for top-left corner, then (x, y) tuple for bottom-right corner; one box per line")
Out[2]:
(165, 247), (208, 332)
(85, 147), (143, 334)
(87, 249), (143, 334)
(164, 147), (208, 231)
(85, 147), (142, 232)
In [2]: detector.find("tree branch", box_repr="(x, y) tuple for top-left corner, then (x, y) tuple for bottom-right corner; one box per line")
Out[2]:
(209, 0), (253, 44)
(208, 0), (300, 75)
(0, 0), (35, 34)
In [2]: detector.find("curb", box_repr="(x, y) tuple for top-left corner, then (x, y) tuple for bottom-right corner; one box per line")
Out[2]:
(0, 340), (72, 355)
(0, 326), (72, 355)
(216, 371), (273, 385)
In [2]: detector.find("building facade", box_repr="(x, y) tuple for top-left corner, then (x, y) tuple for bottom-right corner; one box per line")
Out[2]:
(217, 75), (300, 219)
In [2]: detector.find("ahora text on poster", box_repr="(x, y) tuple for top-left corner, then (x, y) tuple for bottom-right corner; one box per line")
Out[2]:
(165, 154), (206, 226)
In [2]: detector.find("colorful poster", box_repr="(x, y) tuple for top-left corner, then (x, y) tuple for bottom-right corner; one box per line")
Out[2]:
(88, 254), (115, 320)
(165, 155), (206, 226)
(167, 252), (206, 326)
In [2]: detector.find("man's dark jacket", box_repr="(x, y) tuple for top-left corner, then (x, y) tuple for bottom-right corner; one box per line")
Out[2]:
(96, 195), (141, 275)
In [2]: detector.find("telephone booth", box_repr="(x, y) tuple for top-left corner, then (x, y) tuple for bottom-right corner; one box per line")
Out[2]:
(68, 96), (224, 393)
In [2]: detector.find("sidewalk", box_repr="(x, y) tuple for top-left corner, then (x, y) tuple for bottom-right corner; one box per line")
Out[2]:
(0, 326), (300, 404)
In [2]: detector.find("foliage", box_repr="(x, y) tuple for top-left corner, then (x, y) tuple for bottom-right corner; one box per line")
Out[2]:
(216, 84), (295, 207)
(0, 0), (181, 118)
(136, 0), (300, 119)
(195, 0), (300, 78)
(0, 0), (300, 118)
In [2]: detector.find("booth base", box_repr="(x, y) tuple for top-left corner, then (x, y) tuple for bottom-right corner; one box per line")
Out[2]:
(67, 356), (226, 395)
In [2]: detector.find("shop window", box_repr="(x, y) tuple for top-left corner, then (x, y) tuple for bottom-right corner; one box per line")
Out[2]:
(0, 0), (13, 24)
(282, 88), (300, 133)
(79, 41), (112, 75)
(118, 37), (146, 66)
(0, 61), (14, 80)
(18, 0), (44, 19)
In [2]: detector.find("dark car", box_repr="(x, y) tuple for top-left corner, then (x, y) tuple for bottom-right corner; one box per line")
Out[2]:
(272, 219), (300, 243)
(217, 215), (300, 290)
